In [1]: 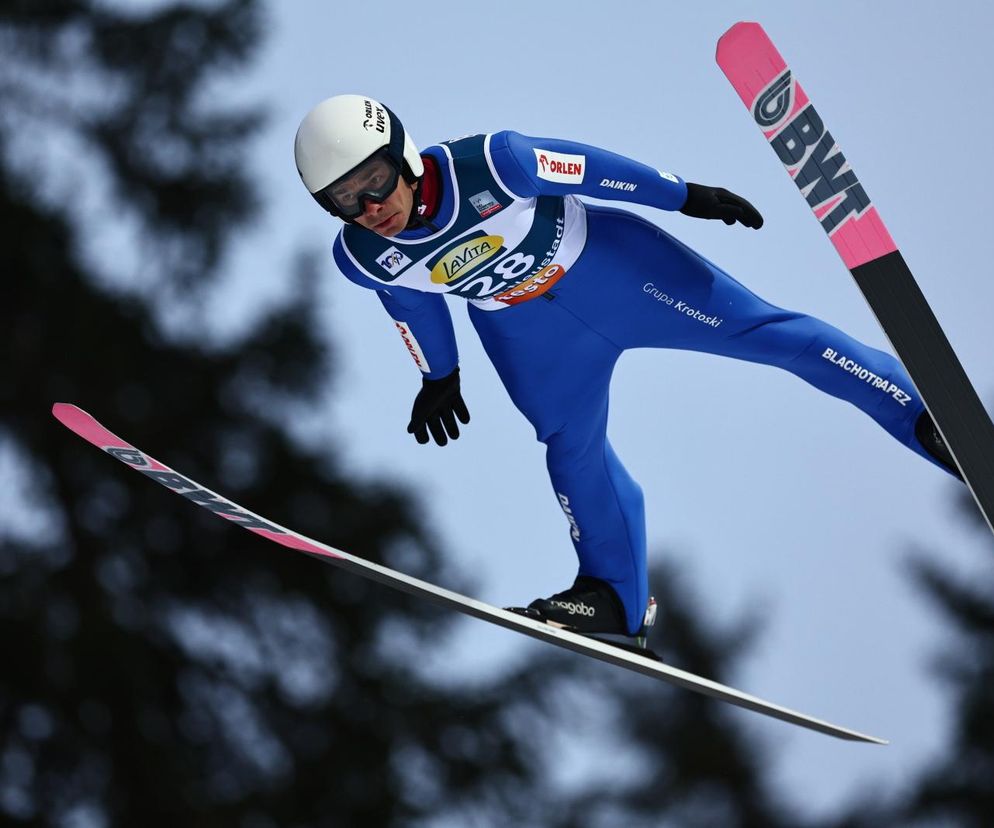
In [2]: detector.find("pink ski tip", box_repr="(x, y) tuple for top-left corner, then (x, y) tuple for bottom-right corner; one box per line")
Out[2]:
(716, 21), (762, 59)
(52, 403), (127, 449)
(52, 402), (83, 427)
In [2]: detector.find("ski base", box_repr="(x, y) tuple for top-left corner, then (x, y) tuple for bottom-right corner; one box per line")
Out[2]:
(52, 403), (885, 744)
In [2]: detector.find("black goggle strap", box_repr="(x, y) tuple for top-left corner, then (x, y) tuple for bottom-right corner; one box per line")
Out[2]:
(382, 104), (407, 173)
(312, 184), (343, 217)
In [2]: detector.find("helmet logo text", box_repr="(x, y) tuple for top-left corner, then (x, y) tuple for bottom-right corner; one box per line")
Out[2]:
(362, 99), (386, 133)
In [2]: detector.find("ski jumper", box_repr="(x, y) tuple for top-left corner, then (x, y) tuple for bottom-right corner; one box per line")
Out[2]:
(332, 132), (938, 634)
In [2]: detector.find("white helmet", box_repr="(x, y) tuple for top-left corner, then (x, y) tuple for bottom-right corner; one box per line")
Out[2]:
(294, 94), (423, 219)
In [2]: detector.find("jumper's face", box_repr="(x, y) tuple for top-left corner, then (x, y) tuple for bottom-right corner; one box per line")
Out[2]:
(351, 175), (417, 237)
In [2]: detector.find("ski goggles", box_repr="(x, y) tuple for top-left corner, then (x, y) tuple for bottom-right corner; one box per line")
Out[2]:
(313, 149), (401, 220)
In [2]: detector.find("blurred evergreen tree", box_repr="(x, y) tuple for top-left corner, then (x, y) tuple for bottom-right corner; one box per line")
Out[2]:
(823, 484), (994, 828)
(0, 2), (533, 824)
(0, 2), (828, 826)
(898, 489), (994, 828)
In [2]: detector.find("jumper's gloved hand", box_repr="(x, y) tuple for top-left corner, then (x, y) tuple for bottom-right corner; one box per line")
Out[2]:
(680, 183), (764, 229)
(407, 367), (470, 446)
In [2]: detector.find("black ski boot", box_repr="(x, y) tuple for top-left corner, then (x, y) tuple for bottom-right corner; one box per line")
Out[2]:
(508, 576), (657, 651)
(915, 411), (962, 480)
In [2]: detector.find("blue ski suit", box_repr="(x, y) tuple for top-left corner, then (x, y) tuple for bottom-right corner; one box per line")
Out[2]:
(332, 131), (938, 634)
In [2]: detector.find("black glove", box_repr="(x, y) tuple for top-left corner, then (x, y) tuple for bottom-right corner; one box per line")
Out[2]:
(680, 182), (764, 229)
(407, 367), (471, 446)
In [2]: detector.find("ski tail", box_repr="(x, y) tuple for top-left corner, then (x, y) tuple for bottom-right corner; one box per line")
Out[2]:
(716, 22), (994, 535)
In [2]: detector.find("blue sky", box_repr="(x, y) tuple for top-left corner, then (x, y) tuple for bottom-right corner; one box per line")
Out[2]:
(51, 0), (994, 817)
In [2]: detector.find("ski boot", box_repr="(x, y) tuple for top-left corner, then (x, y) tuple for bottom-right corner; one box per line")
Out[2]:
(915, 411), (962, 480)
(507, 576), (658, 655)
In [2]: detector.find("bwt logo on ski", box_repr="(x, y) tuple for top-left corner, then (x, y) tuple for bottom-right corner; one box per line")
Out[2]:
(534, 148), (585, 184)
(103, 447), (288, 534)
(752, 70), (871, 235)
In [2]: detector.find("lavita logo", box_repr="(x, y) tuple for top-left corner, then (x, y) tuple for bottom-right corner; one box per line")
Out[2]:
(752, 70), (871, 235)
(427, 232), (505, 285)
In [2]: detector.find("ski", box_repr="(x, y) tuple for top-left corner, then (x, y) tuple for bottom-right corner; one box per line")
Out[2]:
(53, 402), (884, 743)
(717, 22), (994, 536)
